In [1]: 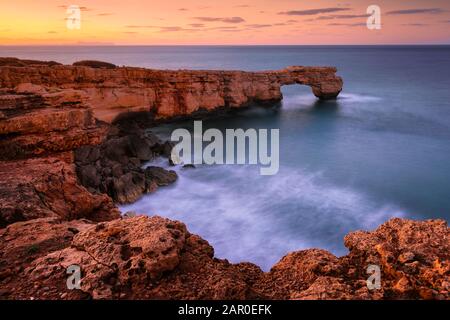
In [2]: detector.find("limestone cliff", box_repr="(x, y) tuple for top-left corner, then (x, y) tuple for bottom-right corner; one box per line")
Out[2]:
(0, 58), (343, 122)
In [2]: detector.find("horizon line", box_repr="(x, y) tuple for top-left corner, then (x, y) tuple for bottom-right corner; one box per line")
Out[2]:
(1, 43), (450, 47)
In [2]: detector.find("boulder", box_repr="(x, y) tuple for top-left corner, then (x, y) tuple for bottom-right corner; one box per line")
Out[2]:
(0, 155), (119, 227)
(145, 166), (178, 186)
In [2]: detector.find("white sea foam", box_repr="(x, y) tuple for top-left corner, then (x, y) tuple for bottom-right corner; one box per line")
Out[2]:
(280, 92), (381, 114)
(338, 93), (382, 103)
(120, 161), (405, 271)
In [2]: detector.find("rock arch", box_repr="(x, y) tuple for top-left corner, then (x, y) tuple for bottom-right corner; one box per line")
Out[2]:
(0, 58), (343, 123)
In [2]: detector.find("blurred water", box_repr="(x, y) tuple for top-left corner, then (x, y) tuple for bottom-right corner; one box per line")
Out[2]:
(3, 45), (449, 270)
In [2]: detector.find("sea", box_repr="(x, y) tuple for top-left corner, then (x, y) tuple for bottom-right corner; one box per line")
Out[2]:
(3, 45), (450, 270)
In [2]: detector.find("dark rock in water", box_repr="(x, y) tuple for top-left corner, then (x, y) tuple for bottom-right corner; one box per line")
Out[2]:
(73, 60), (116, 69)
(109, 173), (144, 204)
(75, 145), (100, 165)
(128, 134), (153, 161)
(103, 137), (128, 160)
(145, 179), (158, 194)
(78, 164), (100, 188)
(129, 157), (141, 167)
(154, 140), (175, 158)
(182, 164), (196, 169)
(145, 166), (178, 186)
(144, 131), (162, 148)
(154, 140), (178, 166)
(111, 163), (123, 178)
(74, 121), (177, 203)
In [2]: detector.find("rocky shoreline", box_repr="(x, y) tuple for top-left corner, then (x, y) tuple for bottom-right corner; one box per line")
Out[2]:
(74, 118), (177, 204)
(0, 58), (448, 300)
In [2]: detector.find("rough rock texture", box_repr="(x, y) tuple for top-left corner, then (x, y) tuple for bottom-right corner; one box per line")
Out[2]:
(0, 88), (108, 161)
(0, 154), (119, 227)
(0, 217), (96, 299)
(254, 218), (449, 300)
(0, 60), (179, 204)
(74, 121), (177, 203)
(0, 58), (343, 123)
(0, 216), (448, 300)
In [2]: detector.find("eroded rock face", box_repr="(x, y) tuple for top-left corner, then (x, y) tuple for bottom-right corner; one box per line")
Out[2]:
(0, 90), (107, 161)
(342, 218), (450, 299)
(0, 59), (343, 123)
(0, 216), (448, 300)
(0, 218), (95, 299)
(28, 216), (188, 299)
(0, 154), (119, 227)
(254, 218), (450, 300)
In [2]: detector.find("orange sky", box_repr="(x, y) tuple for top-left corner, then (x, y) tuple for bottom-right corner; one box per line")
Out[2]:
(1, 0), (449, 45)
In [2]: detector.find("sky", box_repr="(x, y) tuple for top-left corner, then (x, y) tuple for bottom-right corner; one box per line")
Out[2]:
(0, 0), (449, 45)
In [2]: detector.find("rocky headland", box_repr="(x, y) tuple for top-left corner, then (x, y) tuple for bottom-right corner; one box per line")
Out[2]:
(0, 58), (448, 300)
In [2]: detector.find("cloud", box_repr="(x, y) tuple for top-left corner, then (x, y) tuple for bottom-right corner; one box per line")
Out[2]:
(401, 23), (430, 26)
(159, 26), (186, 32)
(315, 13), (369, 20)
(327, 22), (366, 27)
(193, 16), (245, 23)
(386, 8), (445, 15)
(279, 8), (350, 16)
(188, 23), (205, 28)
(207, 26), (239, 31)
(97, 13), (114, 16)
(246, 24), (272, 28)
(58, 5), (91, 11)
(123, 31), (138, 34)
(273, 20), (298, 26)
(125, 25), (157, 29)
(48, 31), (58, 34)
(178, 8), (188, 11)
(125, 25), (200, 32)
(217, 28), (244, 32)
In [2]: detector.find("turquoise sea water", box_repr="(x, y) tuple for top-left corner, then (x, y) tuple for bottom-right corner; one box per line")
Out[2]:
(3, 45), (449, 270)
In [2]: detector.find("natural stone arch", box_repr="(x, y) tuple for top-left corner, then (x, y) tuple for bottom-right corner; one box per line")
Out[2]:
(0, 59), (343, 122)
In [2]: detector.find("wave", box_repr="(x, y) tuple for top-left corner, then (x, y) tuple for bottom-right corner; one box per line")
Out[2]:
(338, 93), (382, 103)
(280, 92), (382, 112)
